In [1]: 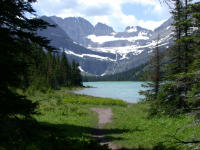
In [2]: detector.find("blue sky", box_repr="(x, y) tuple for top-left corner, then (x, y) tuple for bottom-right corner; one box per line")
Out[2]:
(33, 0), (171, 31)
(121, 3), (168, 21)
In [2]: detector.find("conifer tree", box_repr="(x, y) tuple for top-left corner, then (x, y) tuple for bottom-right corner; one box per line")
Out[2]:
(185, 2), (200, 110)
(155, 0), (196, 114)
(71, 60), (82, 86)
(60, 50), (70, 86)
(0, 0), (54, 118)
(140, 36), (163, 114)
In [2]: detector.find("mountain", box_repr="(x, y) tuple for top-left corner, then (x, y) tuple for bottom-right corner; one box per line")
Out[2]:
(38, 16), (174, 76)
(50, 16), (94, 46)
(94, 23), (115, 36)
(38, 16), (116, 75)
(83, 63), (147, 82)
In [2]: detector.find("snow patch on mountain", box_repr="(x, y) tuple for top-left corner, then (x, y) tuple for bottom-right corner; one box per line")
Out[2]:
(166, 26), (171, 30)
(90, 45), (143, 56)
(138, 31), (148, 36)
(126, 27), (137, 33)
(78, 66), (85, 72)
(64, 50), (115, 61)
(87, 34), (149, 44)
(101, 72), (107, 76)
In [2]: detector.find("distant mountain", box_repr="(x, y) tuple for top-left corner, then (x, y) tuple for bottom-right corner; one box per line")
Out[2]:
(38, 16), (116, 75)
(94, 23), (115, 36)
(83, 63), (147, 82)
(51, 16), (94, 46)
(38, 16), (174, 76)
(116, 26), (153, 38)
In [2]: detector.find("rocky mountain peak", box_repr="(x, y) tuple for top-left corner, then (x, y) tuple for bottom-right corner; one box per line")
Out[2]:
(125, 26), (151, 33)
(50, 16), (94, 43)
(125, 26), (138, 33)
(94, 22), (115, 36)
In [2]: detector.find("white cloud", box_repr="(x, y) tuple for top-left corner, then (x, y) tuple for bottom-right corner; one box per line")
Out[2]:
(138, 19), (167, 30)
(33, 0), (170, 31)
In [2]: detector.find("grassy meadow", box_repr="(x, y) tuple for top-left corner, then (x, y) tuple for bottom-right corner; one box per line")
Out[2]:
(105, 104), (200, 149)
(4, 87), (198, 150)
(28, 87), (127, 143)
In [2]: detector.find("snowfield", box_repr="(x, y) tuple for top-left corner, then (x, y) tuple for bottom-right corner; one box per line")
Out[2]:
(87, 33), (149, 44)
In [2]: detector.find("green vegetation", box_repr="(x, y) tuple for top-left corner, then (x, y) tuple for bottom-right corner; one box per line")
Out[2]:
(30, 89), (98, 141)
(62, 94), (127, 106)
(140, 1), (200, 147)
(1, 0), (200, 150)
(105, 103), (200, 150)
(24, 45), (82, 91)
(141, 1), (200, 115)
(0, 88), (111, 150)
(2, 86), (200, 150)
(24, 89), (200, 150)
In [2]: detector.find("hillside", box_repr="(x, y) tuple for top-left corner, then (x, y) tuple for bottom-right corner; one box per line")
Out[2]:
(83, 63), (147, 81)
(38, 16), (174, 76)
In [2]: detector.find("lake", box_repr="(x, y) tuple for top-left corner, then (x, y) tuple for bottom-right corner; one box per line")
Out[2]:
(75, 81), (145, 103)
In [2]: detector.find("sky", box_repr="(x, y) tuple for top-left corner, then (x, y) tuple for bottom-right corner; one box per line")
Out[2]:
(33, 0), (171, 32)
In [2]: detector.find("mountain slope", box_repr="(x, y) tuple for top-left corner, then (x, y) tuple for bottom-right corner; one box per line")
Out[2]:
(94, 22), (115, 36)
(83, 63), (147, 81)
(38, 16), (174, 76)
(38, 16), (116, 75)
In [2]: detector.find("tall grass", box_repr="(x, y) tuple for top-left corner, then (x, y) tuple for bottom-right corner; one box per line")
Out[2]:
(62, 94), (127, 106)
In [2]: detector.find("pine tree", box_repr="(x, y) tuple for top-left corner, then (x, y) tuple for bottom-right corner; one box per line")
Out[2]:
(60, 50), (70, 86)
(0, 0), (54, 118)
(185, 2), (200, 110)
(71, 60), (82, 86)
(155, 0), (196, 114)
(140, 36), (163, 114)
(25, 43), (49, 92)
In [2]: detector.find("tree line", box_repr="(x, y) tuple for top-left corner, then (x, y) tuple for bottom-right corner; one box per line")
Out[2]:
(24, 45), (82, 92)
(0, 0), (82, 121)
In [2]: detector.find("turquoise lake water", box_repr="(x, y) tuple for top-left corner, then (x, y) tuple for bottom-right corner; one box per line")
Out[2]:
(75, 81), (145, 103)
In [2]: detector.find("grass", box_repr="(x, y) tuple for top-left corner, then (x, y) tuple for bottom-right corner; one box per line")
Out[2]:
(62, 94), (127, 106)
(0, 88), (114, 150)
(28, 88), (99, 140)
(3, 87), (199, 150)
(25, 87), (127, 150)
(29, 87), (126, 140)
(30, 88), (200, 150)
(104, 103), (200, 150)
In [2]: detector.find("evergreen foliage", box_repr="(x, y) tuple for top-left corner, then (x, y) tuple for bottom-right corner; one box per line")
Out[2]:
(141, 3), (200, 146)
(0, 0), (83, 149)
(25, 47), (82, 91)
(142, 0), (200, 115)
(0, 0), (54, 118)
(185, 2), (200, 110)
(140, 36), (164, 115)
(71, 60), (82, 86)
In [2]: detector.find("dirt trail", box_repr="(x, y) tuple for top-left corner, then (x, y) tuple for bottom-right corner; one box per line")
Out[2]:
(91, 108), (119, 150)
